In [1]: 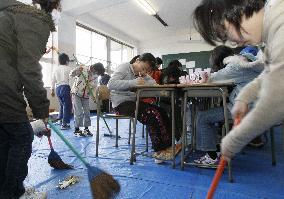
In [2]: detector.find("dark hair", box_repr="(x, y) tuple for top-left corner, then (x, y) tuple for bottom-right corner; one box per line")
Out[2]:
(160, 60), (183, 84)
(138, 53), (156, 70)
(58, 53), (69, 65)
(129, 55), (140, 64)
(193, 0), (265, 46)
(91, 62), (105, 76)
(209, 45), (234, 72)
(156, 57), (163, 65)
(32, 0), (61, 13)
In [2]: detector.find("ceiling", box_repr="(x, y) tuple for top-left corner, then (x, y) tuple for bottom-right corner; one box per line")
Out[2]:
(63, 0), (201, 42)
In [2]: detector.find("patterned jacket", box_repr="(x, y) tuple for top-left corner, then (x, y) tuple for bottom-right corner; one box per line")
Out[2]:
(70, 66), (98, 99)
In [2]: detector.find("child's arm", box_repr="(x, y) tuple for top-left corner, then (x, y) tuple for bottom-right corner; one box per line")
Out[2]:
(108, 64), (137, 91)
(144, 75), (157, 85)
(69, 65), (83, 77)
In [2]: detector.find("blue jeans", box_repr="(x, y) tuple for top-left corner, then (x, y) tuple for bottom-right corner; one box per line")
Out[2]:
(0, 122), (34, 199)
(56, 85), (72, 125)
(195, 107), (231, 151)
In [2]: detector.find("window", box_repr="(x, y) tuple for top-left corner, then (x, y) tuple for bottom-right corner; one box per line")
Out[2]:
(76, 23), (134, 74)
(41, 31), (57, 87)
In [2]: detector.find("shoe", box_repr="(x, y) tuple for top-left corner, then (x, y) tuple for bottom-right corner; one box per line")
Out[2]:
(19, 188), (47, 199)
(248, 136), (264, 148)
(61, 124), (71, 130)
(83, 129), (93, 136)
(74, 130), (86, 137)
(154, 158), (164, 164)
(193, 153), (220, 168)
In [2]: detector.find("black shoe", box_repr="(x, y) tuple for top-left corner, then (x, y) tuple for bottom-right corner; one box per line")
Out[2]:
(83, 129), (93, 136)
(74, 130), (86, 137)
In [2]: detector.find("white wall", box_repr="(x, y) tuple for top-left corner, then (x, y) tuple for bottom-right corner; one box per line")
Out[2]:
(139, 34), (214, 57)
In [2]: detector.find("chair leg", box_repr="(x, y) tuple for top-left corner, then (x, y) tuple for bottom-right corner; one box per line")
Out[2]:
(96, 112), (100, 157)
(142, 124), (145, 138)
(270, 128), (276, 166)
(146, 126), (149, 152)
(115, 119), (118, 148)
(128, 119), (131, 145)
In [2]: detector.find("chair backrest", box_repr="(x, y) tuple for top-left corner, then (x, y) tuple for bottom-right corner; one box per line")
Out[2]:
(95, 85), (110, 101)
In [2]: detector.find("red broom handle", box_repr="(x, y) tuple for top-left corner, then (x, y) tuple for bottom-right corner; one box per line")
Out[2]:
(47, 135), (53, 149)
(206, 157), (227, 199)
(206, 116), (241, 199)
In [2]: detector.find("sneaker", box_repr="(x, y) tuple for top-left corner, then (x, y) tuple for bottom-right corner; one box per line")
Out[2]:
(74, 130), (86, 137)
(61, 124), (71, 130)
(55, 120), (62, 126)
(193, 153), (220, 168)
(19, 188), (47, 199)
(83, 129), (93, 136)
(154, 158), (164, 164)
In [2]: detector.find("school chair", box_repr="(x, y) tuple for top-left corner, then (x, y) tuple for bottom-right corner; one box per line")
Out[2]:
(95, 85), (134, 157)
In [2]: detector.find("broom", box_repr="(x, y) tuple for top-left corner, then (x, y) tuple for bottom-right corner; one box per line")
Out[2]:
(206, 116), (241, 199)
(47, 135), (73, 169)
(48, 121), (120, 199)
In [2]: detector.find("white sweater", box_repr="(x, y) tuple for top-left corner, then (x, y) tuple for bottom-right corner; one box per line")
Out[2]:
(222, 0), (284, 156)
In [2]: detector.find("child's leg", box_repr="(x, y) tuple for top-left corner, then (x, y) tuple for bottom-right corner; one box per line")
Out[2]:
(0, 123), (33, 198)
(81, 98), (91, 128)
(72, 94), (84, 128)
(62, 86), (72, 125)
(56, 86), (64, 121)
(138, 102), (172, 152)
(195, 107), (225, 152)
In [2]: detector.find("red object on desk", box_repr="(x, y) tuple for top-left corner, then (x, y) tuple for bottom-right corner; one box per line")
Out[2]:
(206, 116), (241, 199)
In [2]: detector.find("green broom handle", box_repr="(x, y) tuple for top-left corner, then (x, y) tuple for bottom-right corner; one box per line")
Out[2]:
(48, 120), (89, 167)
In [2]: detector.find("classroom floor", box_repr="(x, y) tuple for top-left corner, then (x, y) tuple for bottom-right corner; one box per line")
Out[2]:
(26, 114), (284, 199)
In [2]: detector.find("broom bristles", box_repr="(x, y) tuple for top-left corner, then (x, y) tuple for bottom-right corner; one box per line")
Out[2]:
(89, 172), (120, 199)
(48, 159), (73, 170)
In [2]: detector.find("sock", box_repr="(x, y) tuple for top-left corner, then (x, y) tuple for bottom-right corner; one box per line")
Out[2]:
(207, 151), (217, 160)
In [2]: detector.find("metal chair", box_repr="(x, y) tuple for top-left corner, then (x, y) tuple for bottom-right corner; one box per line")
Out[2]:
(95, 85), (134, 157)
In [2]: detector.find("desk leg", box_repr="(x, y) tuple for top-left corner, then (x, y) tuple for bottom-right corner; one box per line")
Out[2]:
(130, 90), (140, 165)
(181, 92), (188, 170)
(221, 89), (233, 182)
(171, 92), (176, 169)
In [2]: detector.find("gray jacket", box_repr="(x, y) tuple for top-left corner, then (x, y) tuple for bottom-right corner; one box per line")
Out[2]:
(222, 0), (284, 156)
(0, 1), (54, 122)
(108, 62), (156, 108)
(208, 55), (264, 111)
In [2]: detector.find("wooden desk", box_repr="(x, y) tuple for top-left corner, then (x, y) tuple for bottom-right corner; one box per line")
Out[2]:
(130, 84), (178, 168)
(177, 83), (233, 182)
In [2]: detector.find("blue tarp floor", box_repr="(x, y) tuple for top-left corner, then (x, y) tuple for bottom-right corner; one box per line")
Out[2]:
(26, 114), (284, 199)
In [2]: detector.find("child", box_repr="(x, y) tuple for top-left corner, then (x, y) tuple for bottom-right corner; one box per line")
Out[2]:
(192, 45), (264, 167)
(51, 53), (73, 130)
(70, 64), (99, 137)
(0, 0), (61, 198)
(108, 53), (181, 163)
(193, 0), (284, 160)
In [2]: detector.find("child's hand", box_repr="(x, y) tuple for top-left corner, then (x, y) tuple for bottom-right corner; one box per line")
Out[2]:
(232, 101), (248, 120)
(136, 77), (145, 85)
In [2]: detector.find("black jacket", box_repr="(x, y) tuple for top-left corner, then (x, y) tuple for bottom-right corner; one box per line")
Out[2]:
(0, 1), (54, 122)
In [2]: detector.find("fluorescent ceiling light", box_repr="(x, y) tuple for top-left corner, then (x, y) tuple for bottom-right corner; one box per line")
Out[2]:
(135, 0), (156, 15)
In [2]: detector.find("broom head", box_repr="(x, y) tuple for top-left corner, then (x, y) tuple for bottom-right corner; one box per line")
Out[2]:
(87, 166), (120, 199)
(48, 149), (73, 170)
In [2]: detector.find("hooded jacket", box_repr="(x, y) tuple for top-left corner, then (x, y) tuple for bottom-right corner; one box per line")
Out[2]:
(208, 55), (264, 111)
(0, 1), (54, 122)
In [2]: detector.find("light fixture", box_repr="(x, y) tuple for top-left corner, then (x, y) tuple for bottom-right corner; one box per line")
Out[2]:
(135, 0), (168, 27)
(135, 0), (156, 15)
